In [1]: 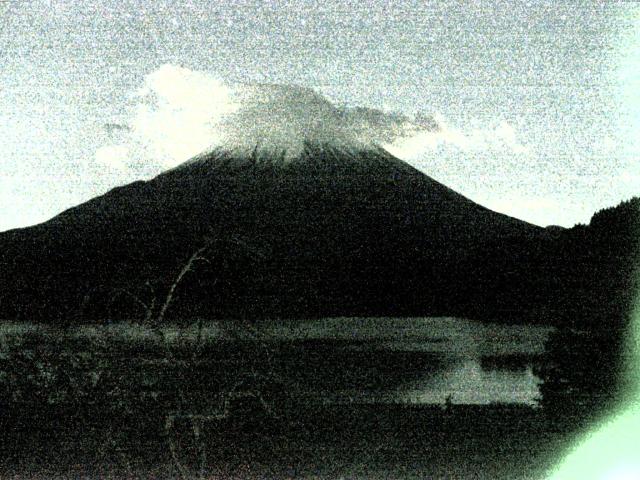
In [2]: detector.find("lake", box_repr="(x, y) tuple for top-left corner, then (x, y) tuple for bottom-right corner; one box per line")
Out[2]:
(0, 317), (553, 406)
(261, 317), (553, 406)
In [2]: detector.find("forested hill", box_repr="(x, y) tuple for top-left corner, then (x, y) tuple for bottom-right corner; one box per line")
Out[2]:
(453, 196), (639, 329)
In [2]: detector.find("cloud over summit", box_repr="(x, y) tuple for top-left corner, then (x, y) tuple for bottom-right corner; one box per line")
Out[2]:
(96, 64), (531, 177)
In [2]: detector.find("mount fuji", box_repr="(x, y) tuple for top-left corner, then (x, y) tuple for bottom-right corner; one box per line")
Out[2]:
(0, 140), (636, 328)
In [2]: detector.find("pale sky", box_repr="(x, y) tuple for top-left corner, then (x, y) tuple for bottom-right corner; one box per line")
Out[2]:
(1, 0), (640, 231)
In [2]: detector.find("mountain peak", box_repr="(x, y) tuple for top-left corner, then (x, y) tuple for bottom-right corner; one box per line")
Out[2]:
(168, 140), (410, 175)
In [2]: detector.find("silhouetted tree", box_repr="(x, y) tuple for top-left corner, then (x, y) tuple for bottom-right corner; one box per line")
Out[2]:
(535, 326), (625, 425)
(534, 197), (639, 426)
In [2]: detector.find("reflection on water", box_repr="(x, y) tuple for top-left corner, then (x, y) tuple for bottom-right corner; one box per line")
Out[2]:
(268, 317), (552, 406)
(319, 355), (542, 406)
(396, 357), (541, 405)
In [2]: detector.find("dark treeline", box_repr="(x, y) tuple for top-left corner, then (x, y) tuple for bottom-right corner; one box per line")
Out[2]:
(459, 197), (639, 328)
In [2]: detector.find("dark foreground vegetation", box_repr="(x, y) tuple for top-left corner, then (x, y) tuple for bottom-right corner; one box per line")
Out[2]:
(0, 324), (615, 479)
(2, 401), (573, 480)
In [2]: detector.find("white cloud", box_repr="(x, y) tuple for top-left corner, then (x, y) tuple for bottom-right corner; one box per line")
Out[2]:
(384, 113), (532, 160)
(95, 144), (130, 171)
(492, 121), (532, 156)
(96, 64), (532, 177)
(130, 65), (237, 168)
(97, 64), (440, 172)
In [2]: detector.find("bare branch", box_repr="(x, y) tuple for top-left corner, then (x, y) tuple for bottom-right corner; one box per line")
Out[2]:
(155, 243), (212, 326)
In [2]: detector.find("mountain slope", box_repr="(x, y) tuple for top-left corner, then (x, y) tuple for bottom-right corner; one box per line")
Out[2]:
(0, 143), (623, 325)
